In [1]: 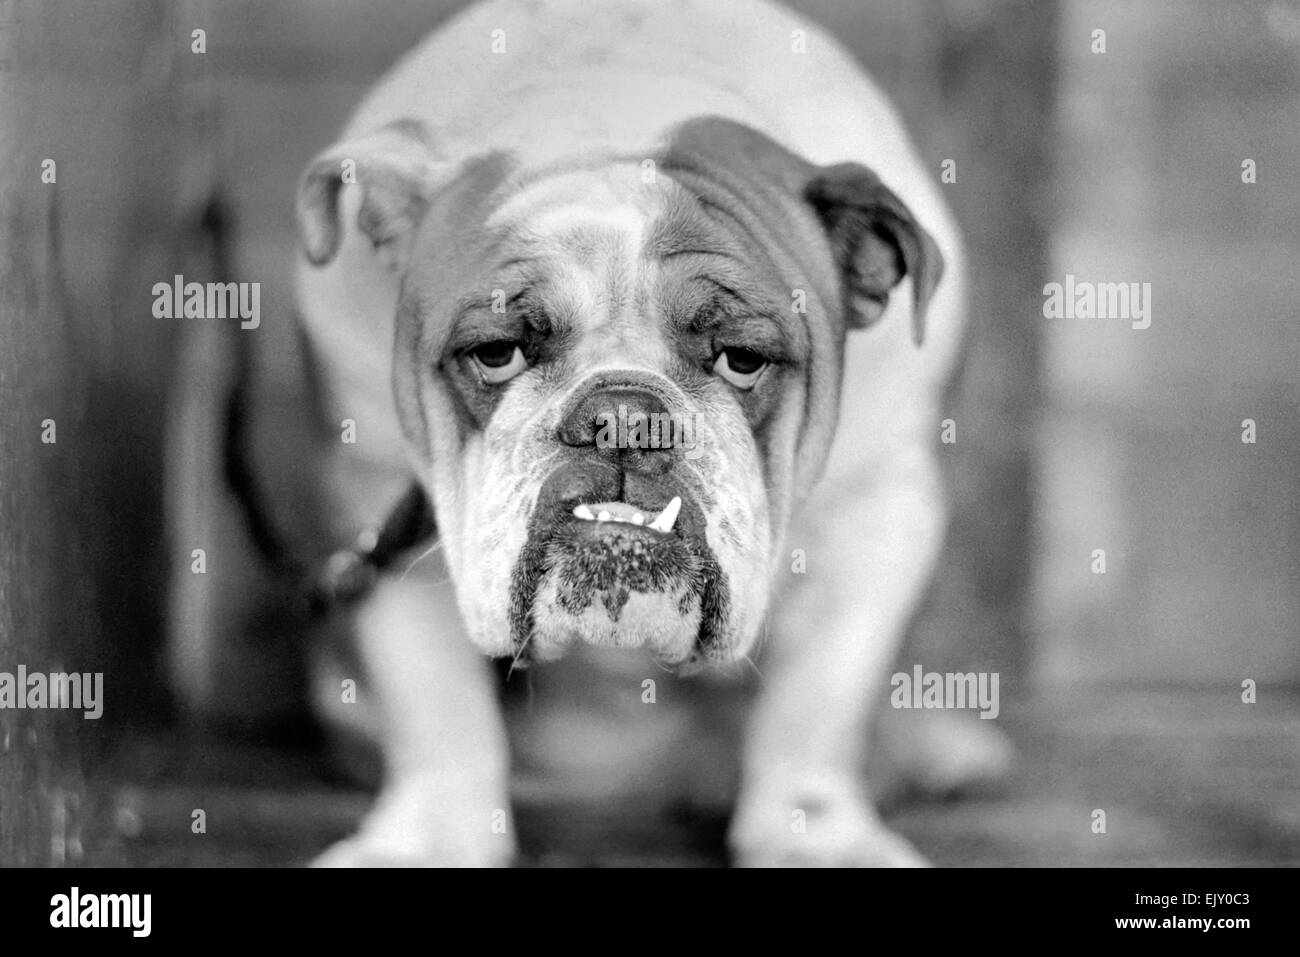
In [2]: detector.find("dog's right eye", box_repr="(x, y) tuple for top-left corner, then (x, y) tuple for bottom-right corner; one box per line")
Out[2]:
(469, 341), (529, 384)
(713, 346), (768, 390)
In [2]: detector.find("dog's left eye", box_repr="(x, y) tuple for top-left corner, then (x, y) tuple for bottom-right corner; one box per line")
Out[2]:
(469, 340), (529, 384)
(713, 346), (768, 389)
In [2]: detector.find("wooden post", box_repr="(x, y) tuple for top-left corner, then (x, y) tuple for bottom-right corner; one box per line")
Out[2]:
(0, 0), (182, 865)
(0, 0), (90, 866)
(906, 1), (1059, 685)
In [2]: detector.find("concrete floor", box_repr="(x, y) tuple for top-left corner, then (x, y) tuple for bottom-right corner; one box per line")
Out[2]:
(79, 687), (1300, 867)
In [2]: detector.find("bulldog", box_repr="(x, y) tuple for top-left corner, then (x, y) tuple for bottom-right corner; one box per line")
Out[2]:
(199, 0), (982, 866)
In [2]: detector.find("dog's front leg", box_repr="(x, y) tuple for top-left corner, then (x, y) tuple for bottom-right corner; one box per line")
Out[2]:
(314, 574), (514, 867)
(731, 444), (946, 867)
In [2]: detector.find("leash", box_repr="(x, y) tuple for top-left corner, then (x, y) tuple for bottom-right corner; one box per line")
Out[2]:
(304, 482), (436, 615)
(223, 375), (437, 619)
(201, 194), (437, 619)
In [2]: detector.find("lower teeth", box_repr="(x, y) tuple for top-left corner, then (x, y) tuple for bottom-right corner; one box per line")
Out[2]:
(572, 496), (682, 533)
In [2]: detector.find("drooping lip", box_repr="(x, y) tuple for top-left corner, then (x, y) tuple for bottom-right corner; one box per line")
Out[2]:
(536, 490), (705, 552)
(505, 482), (727, 665)
(521, 456), (707, 541)
(530, 485), (708, 546)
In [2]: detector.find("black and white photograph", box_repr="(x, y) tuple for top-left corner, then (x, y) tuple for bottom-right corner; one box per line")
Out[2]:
(0, 0), (1296, 908)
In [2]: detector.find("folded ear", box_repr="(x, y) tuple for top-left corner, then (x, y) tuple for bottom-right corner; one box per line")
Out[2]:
(662, 116), (945, 346)
(296, 119), (441, 269)
(805, 163), (944, 344)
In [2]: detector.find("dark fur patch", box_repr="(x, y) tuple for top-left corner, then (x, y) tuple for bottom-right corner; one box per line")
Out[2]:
(508, 517), (730, 662)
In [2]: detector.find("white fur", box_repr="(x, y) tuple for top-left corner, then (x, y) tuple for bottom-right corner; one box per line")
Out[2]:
(298, 0), (968, 867)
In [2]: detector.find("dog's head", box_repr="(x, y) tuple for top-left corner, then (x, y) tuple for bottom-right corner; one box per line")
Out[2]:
(297, 116), (942, 669)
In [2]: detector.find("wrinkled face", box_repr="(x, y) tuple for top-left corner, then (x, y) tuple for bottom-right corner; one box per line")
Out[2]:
(404, 162), (812, 669)
(300, 117), (942, 671)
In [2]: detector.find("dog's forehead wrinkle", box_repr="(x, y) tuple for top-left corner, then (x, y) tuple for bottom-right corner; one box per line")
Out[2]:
(645, 204), (805, 359)
(488, 226), (664, 342)
(643, 187), (738, 258)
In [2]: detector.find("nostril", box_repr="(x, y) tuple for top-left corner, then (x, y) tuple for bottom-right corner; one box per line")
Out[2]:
(558, 387), (672, 450)
(558, 417), (595, 448)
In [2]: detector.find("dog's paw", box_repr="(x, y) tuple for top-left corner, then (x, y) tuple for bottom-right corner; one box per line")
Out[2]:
(311, 832), (513, 868)
(730, 778), (928, 867)
(311, 836), (434, 868)
(312, 776), (516, 867)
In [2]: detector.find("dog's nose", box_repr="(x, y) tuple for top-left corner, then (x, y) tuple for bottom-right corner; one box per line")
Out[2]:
(558, 387), (676, 474)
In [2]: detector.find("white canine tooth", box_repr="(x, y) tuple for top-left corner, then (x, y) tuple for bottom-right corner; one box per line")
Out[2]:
(573, 504), (595, 520)
(597, 510), (611, 522)
(648, 496), (682, 533)
(632, 513), (644, 525)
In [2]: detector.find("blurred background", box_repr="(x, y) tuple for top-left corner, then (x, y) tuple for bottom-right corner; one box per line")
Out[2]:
(1, 0), (1297, 865)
